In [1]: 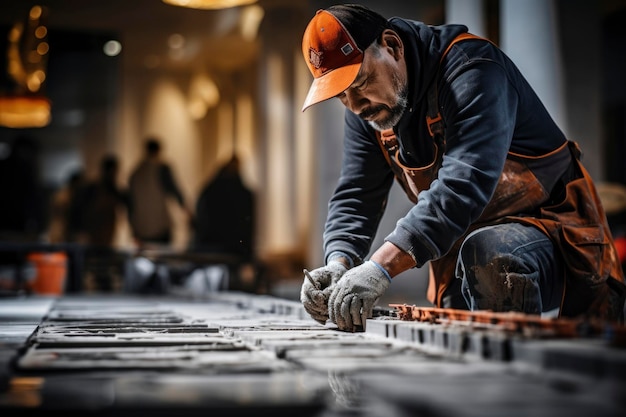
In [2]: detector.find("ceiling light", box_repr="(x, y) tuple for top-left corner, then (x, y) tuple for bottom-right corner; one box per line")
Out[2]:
(103, 40), (122, 57)
(0, 96), (51, 128)
(162, 0), (257, 10)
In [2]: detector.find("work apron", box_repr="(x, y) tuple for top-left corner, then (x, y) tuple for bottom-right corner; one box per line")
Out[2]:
(377, 127), (625, 320)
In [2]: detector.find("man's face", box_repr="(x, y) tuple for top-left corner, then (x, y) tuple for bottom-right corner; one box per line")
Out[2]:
(337, 42), (408, 131)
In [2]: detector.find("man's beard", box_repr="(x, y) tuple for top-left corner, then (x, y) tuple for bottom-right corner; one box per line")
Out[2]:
(363, 76), (408, 132)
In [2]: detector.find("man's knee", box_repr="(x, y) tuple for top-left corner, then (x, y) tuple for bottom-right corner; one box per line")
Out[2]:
(457, 224), (545, 314)
(461, 253), (542, 313)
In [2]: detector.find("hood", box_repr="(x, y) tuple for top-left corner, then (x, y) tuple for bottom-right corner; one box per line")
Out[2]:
(389, 18), (468, 109)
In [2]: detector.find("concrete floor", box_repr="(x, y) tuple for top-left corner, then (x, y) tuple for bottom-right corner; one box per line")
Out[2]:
(0, 292), (625, 416)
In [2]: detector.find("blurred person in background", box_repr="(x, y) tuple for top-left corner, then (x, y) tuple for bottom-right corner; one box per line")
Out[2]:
(194, 155), (255, 260)
(48, 169), (85, 244)
(127, 137), (192, 248)
(192, 155), (258, 292)
(73, 154), (128, 291)
(75, 154), (127, 247)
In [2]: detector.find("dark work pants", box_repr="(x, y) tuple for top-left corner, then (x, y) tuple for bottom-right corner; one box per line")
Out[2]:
(455, 223), (564, 314)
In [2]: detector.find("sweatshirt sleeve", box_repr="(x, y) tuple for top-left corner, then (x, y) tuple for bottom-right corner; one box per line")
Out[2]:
(323, 111), (395, 266)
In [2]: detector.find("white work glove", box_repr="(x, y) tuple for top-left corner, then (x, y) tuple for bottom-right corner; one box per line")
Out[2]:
(300, 261), (348, 324)
(328, 260), (390, 332)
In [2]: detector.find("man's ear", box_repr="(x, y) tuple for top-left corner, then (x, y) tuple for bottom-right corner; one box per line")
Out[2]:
(380, 29), (404, 60)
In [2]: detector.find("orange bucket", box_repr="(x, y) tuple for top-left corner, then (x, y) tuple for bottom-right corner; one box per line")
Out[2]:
(26, 252), (68, 295)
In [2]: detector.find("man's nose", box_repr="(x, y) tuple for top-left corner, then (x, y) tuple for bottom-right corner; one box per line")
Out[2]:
(341, 89), (368, 113)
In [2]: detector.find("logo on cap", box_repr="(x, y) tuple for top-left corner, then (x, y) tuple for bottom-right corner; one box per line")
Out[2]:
(309, 48), (322, 69)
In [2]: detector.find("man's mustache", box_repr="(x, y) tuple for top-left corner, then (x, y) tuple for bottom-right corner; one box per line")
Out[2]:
(358, 105), (388, 120)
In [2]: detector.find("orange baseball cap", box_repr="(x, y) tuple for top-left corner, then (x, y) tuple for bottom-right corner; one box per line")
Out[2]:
(301, 5), (389, 111)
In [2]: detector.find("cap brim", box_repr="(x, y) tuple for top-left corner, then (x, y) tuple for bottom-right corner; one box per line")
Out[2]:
(301, 60), (362, 112)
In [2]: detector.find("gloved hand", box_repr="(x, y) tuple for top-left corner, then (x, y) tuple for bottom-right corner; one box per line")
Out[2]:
(328, 260), (390, 332)
(300, 261), (348, 324)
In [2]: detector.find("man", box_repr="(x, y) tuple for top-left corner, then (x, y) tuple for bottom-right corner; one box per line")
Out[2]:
(299, 4), (625, 332)
(194, 155), (255, 260)
(128, 137), (191, 247)
(76, 154), (127, 247)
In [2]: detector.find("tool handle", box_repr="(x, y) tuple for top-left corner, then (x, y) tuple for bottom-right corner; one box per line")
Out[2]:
(303, 269), (320, 290)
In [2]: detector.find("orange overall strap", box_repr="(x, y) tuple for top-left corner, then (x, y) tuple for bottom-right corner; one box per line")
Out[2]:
(440, 33), (487, 64)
